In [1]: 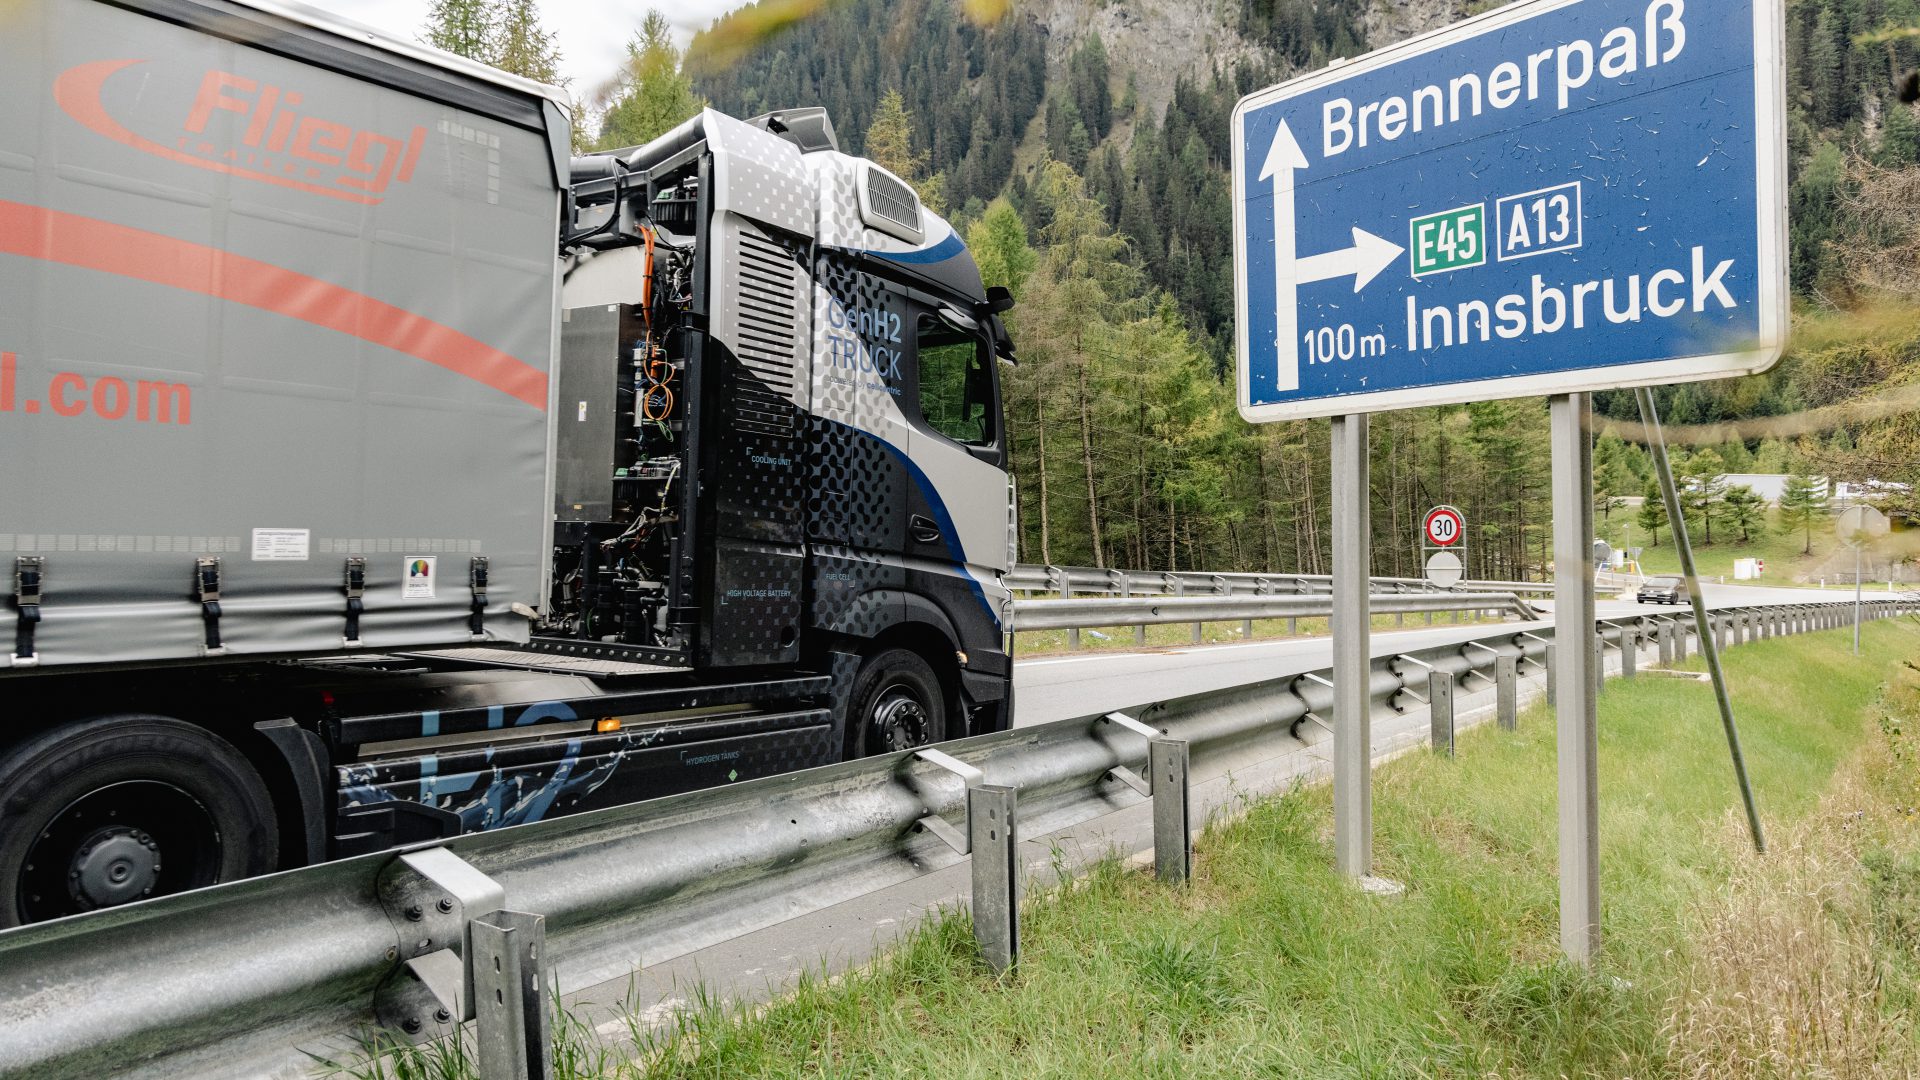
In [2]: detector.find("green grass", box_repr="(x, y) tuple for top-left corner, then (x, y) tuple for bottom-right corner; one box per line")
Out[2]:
(334, 619), (1920, 1079)
(1598, 508), (1843, 584)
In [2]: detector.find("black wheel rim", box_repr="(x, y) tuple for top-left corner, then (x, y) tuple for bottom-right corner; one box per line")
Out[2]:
(870, 683), (933, 753)
(18, 780), (224, 923)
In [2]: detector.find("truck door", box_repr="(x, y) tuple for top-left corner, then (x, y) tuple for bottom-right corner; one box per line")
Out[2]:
(806, 255), (910, 640)
(897, 297), (1011, 658)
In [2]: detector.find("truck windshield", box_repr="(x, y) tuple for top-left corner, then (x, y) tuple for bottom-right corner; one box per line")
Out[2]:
(916, 310), (995, 447)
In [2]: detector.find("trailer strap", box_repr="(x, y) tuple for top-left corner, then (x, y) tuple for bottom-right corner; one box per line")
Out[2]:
(12, 556), (42, 666)
(343, 556), (367, 647)
(194, 557), (225, 655)
(468, 557), (489, 640)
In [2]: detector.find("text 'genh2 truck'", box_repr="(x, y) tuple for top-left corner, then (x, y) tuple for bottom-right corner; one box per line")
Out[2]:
(0, 0), (1018, 926)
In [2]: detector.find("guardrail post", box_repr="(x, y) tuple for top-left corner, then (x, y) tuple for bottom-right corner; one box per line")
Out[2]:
(1496, 654), (1518, 730)
(472, 911), (551, 1080)
(375, 848), (508, 1044)
(1430, 670), (1455, 756)
(1656, 620), (1672, 665)
(1123, 573), (1146, 647)
(913, 748), (1018, 972)
(1675, 619), (1690, 661)
(1101, 713), (1190, 885)
(1619, 628), (1636, 679)
(1060, 570), (1079, 652)
(1593, 636), (1606, 694)
(1150, 737), (1192, 883)
(372, 847), (553, 1080)
(1545, 641), (1558, 705)
(970, 784), (1019, 972)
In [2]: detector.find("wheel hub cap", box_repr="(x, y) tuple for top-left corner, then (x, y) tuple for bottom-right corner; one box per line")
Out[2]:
(875, 695), (930, 752)
(69, 827), (160, 909)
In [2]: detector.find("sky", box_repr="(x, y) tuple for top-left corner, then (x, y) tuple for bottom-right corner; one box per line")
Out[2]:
(308, 0), (749, 99)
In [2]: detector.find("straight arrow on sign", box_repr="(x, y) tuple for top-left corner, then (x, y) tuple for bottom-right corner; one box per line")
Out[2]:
(1259, 120), (1405, 393)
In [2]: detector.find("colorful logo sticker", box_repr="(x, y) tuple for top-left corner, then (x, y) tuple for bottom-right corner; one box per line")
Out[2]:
(403, 556), (436, 599)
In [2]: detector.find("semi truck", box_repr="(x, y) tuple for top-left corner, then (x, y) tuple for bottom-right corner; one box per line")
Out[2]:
(0, 0), (1017, 926)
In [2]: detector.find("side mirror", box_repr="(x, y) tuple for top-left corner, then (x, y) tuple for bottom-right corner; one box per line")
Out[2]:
(982, 286), (1015, 315)
(987, 314), (1018, 365)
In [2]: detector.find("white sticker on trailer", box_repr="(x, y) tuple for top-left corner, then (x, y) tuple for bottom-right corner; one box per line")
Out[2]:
(403, 556), (437, 599)
(251, 528), (311, 561)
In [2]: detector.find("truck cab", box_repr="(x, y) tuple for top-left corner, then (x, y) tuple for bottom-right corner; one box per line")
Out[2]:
(555, 107), (1017, 755)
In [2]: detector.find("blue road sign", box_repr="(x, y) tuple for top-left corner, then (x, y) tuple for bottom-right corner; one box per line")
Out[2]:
(1231, 0), (1787, 422)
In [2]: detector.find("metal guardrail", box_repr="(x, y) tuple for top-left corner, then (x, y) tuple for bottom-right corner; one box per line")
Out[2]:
(1011, 590), (1537, 633)
(0, 598), (1906, 1080)
(1005, 564), (1557, 598)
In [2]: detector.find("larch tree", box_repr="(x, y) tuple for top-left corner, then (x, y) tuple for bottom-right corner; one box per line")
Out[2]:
(492, 0), (564, 85)
(597, 11), (706, 152)
(863, 89), (946, 212)
(423, 0), (497, 63)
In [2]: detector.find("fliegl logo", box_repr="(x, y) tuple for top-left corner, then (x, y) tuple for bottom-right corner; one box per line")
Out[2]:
(54, 60), (427, 206)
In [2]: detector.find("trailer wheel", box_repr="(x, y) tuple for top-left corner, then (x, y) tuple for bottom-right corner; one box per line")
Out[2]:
(846, 648), (947, 758)
(0, 716), (279, 927)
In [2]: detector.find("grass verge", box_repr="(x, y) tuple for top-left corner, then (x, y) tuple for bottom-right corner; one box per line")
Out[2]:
(333, 619), (1920, 1079)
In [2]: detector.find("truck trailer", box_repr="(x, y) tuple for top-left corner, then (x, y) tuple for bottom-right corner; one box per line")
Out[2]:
(0, 0), (1017, 925)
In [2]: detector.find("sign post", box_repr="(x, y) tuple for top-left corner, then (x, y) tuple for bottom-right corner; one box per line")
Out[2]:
(1331, 415), (1372, 879)
(1550, 393), (1601, 960)
(1838, 505), (1891, 655)
(1231, 0), (1787, 963)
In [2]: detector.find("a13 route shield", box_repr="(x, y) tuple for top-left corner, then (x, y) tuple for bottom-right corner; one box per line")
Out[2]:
(1231, 0), (1787, 422)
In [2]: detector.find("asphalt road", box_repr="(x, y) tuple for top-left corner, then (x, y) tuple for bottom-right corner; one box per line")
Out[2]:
(1012, 582), (1851, 726)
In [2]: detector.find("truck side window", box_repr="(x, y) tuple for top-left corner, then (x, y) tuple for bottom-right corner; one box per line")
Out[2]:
(915, 309), (993, 447)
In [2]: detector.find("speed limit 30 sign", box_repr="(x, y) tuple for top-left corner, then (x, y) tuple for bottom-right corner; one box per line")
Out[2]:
(1424, 506), (1464, 548)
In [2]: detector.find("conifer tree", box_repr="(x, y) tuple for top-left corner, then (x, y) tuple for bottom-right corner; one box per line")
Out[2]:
(493, 0), (564, 85)
(1637, 479), (1668, 548)
(1779, 471), (1829, 555)
(862, 89), (946, 211)
(1880, 99), (1920, 165)
(966, 200), (1036, 298)
(598, 11), (706, 152)
(1723, 485), (1767, 543)
(422, 0), (497, 63)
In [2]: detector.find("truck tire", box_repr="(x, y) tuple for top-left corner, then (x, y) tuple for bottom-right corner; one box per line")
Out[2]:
(845, 648), (948, 759)
(0, 716), (279, 927)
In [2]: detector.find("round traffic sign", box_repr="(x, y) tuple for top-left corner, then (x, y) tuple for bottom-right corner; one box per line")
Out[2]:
(1837, 505), (1890, 546)
(1424, 550), (1464, 588)
(1424, 506), (1465, 548)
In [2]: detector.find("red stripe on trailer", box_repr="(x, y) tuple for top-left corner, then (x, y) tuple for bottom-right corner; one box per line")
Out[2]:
(0, 199), (548, 411)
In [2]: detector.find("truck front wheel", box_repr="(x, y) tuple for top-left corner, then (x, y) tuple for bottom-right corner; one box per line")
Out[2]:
(0, 716), (279, 927)
(845, 648), (948, 758)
